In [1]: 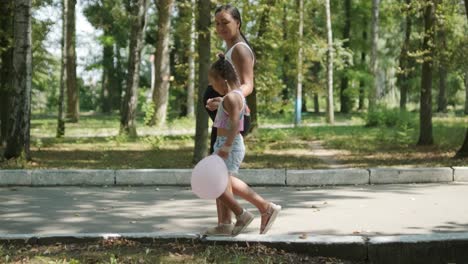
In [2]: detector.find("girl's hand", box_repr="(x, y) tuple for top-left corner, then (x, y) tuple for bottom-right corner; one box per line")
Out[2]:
(217, 144), (232, 160)
(206, 97), (222, 111)
(217, 149), (229, 160)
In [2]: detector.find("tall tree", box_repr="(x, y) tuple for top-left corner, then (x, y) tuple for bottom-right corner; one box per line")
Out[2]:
(249, 0), (276, 132)
(83, 0), (128, 113)
(186, 0), (196, 118)
(369, 0), (380, 111)
(325, 0), (334, 124)
(456, 129), (468, 158)
(101, 35), (117, 113)
(150, 0), (174, 127)
(417, 0), (437, 146)
(57, 0), (67, 137)
(358, 20), (367, 111)
(465, 0), (468, 20)
(65, 0), (79, 122)
(0, 0), (14, 146)
(463, 0), (467, 115)
(340, 0), (352, 113)
(4, 0), (32, 160)
(455, 0), (468, 158)
(295, 0), (303, 126)
(193, 0), (210, 163)
(281, 3), (291, 107)
(120, 0), (149, 136)
(436, 23), (448, 113)
(397, 0), (412, 111)
(465, 70), (468, 115)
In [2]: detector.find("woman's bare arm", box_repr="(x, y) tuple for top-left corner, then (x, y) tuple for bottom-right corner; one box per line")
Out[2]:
(231, 45), (254, 97)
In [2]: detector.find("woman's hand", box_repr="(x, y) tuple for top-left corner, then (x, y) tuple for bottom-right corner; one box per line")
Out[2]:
(206, 97), (222, 111)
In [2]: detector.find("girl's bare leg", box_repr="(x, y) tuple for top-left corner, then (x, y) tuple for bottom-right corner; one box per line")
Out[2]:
(216, 183), (233, 224)
(217, 176), (272, 228)
(217, 179), (243, 216)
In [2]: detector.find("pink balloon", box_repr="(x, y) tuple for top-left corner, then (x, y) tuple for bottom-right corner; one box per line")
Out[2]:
(191, 155), (229, 199)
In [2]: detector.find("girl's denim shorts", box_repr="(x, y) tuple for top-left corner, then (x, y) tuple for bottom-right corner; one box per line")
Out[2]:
(213, 134), (245, 175)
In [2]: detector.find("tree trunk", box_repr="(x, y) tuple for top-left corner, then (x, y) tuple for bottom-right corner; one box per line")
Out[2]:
(417, 0), (436, 146)
(295, 0), (303, 126)
(150, 0), (173, 127)
(325, 0), (334, 124)
(465, 70), (468, 115)
(358, 22), (367, 111)
(120, 0), (149, 137)
(397, 0), (412, 111)
(113, 44), (124, 110)
(457, 58), (468, 157)
(4, 0), (32, 160)
(436, 26), (447, 113)
(313, 93), (319, 113)
(193, 0), (210, 163)
(340, 0), (351, 113)
(186, 0), (196, 118)
(65, 0), (79, 122)
(0, 0), (14, 147)
(465, 0), (468, 20)
(455, 129), (468, 158)
(455, 0), (468, 159)
(281, 3), (291, 105)
(437, 65), (447, 112)
(57, 0), (67, 138)
(369, 0), (380, 112)
(101, 30), (115, 114)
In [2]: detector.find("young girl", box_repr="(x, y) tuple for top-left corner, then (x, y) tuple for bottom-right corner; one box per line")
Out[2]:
(205, 54), (281, 236)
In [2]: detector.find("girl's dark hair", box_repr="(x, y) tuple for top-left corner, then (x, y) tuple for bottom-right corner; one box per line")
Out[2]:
(210, 54), (239, 84)
(215, 4), (254, 55)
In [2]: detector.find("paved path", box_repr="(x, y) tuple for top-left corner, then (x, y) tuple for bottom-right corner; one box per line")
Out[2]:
(2, 183), (467, 236)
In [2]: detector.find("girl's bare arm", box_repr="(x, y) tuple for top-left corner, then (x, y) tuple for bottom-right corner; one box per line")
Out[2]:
(217, 94), (243, 159)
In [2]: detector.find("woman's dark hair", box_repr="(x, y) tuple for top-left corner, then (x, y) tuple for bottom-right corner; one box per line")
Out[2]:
(215, 4), (254, 53)
(210, 54), (239, 85)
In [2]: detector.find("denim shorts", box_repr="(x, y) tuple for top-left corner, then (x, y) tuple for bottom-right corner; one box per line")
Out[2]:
(213, 134), (245, 175)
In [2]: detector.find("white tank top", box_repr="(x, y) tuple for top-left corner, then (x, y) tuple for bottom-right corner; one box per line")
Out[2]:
(225, 42), (255, 69)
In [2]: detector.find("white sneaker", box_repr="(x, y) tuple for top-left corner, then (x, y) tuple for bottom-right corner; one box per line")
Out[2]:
(204, 223), (234, 236)
(260, 203), (281, 234)
(232, 209), (254, 236)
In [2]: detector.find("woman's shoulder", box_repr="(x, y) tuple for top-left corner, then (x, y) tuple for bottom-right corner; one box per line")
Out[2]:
(231, 42), (254, 63)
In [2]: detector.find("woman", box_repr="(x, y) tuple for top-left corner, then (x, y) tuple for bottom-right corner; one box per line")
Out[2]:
(204, 4), (280, 236)
(204, 4), (254, 153)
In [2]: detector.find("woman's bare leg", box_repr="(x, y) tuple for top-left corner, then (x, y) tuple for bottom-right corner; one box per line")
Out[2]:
(230, 176), (272, 228)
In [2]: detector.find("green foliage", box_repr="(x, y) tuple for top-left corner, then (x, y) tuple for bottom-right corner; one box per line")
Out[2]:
(79, 79), (100, 111)
(22, 0), (468, 128)
(143, 135), (165, 150)
(31, 7), (60, 113)
(141, 101), (155, 125)
(366, 107), (417, 129)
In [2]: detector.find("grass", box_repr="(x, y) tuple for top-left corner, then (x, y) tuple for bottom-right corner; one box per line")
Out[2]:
(0, 240), (361, 264)
(1, 112), (467, 169)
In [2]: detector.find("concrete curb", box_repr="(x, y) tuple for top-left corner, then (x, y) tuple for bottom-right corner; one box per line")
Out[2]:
(1, 167), (467, 186)
(2, 232), (468, 263)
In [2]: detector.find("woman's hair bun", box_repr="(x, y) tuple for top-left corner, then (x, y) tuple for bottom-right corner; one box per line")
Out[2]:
(218, 53), (225, 60)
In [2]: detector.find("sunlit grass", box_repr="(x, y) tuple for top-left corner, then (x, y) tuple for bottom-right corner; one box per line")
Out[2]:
(2, 112), (467, 169)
